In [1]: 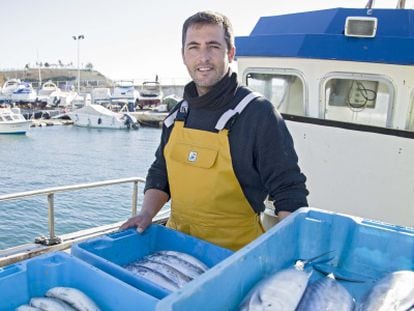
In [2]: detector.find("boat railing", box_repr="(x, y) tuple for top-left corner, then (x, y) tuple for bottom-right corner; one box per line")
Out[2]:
(0, 177), (145, 247)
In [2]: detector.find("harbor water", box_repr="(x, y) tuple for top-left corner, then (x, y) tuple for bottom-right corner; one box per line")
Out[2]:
(0, 125), (162, 250)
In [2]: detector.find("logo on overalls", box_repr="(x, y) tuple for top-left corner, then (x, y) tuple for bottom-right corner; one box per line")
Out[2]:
(188, 151), (198, 162)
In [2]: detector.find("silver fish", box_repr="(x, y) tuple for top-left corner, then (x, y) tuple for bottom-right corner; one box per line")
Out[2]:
(156, 251), (208, 272)
(15, 305), (41, 311)
(135, 259), (192, 287)
(125, 262), (179, 291)
(30, 297), (76, 311)
(45, 287), (101, 311)
(356, 270), (414, 311)
(296, 273), (355, 311)
(147, 252), (204, 279)
(239, 267), (311, 311)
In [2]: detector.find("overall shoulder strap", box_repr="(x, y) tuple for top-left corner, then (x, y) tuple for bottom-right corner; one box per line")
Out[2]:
(215, 92), (261, 131)
(164, 101), (188, 128)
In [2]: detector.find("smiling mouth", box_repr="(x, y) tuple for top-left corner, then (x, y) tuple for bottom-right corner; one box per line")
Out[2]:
(197, 66), (213, 72)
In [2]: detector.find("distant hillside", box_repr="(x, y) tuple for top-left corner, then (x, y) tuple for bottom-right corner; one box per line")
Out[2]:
(0, 68), (112, 88)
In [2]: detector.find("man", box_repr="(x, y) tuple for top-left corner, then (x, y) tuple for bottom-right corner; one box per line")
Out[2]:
(120, 11), (308, 250)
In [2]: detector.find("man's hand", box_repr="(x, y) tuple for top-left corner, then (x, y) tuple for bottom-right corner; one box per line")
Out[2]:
(119, 189), (169, 233)
(277, 211), (291, 222)
(120, 211), (153, 233)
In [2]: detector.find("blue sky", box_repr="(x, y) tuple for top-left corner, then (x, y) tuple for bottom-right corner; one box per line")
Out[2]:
(0, 0), (408, 82)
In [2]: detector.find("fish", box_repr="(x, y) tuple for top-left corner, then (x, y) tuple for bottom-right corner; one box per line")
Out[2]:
(296, 273), (355, 311)
(45, 287), (101, 311)
(125, 262), (179, 291)
(156, 251), (208, 272)
(29, 297), (77, 311)
(134, 259), (192, 288)
(147, 252), (205, 279)
(239, 267), (311, 311)
(356, 270), (414, 311)
(15, 307), (40, 311)
(239, 251), (336, 311)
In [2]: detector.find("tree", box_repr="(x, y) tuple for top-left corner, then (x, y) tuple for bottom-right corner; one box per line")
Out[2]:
(85, 62), (94, 71)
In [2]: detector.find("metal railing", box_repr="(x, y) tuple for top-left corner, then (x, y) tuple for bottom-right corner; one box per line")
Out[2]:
(0, 177), (145, 246)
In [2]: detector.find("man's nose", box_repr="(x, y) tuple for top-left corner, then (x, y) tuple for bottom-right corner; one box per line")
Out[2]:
(198, 47), (211, 62)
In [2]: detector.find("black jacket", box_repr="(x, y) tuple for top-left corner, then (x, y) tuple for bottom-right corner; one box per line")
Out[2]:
(144, 72), (308, 214)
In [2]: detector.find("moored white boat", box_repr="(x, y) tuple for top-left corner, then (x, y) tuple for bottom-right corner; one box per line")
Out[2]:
(11, 81), (37, 103)
(112, 80), (139, 105)
(0, 78), (20, 102)
(36, 80), (61, 107)
(131, 104), (168, 128)
(91, 87), (112, 104)
(68, 103), (139, 130)
(0, 106), (32, 134)
(137, 81), (163, 109)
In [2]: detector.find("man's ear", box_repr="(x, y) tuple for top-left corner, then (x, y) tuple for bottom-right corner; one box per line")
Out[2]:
(228, 46), (236, 63)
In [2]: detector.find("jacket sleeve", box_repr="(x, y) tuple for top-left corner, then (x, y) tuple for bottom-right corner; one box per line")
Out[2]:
(143, 124), (171, 197)
(254, 101), (309, 213)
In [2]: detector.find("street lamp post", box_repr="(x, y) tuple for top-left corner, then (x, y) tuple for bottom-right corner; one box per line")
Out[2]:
(72, 34), (85, 93)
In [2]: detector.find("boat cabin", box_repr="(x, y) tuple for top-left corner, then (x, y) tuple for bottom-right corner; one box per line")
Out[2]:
(236, 7), (414, 227)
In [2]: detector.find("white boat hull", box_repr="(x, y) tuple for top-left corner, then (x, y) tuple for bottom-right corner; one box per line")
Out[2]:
(0, 107), (32, 134)
(286, 120), (414, 227)
(69, 104), (139, 130)
(11, 92), (37, 103)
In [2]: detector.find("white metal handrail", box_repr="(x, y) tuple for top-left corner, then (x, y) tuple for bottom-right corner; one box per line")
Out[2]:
(0, 177), (146, 245)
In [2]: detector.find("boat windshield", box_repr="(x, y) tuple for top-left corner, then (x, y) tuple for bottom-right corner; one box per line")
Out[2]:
(246, 72), (305, 116)
(324, 77), (392, 128)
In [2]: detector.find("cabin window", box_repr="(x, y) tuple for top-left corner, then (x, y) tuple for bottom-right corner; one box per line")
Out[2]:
(4, 115), (13, 121)
(0, 116), (3, 121)
(245, 72), (305, 116)
(323, 76), (393, 128)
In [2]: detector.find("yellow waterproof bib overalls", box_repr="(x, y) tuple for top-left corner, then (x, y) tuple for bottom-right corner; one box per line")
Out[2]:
(163, 92), (264, 251)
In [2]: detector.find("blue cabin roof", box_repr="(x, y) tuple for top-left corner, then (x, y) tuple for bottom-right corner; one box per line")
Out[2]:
(235, 8), (414, 65)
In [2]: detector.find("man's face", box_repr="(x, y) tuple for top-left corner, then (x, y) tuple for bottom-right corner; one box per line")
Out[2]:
(182, 23), (235, 96)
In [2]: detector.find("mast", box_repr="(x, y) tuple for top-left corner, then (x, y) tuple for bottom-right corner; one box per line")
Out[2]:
(365, 0), (375, 9)
(396, 0), (406, 8)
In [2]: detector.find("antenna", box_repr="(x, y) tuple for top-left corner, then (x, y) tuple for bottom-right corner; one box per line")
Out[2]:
(365, 0), (375, 9)
(396, 0), (406, 8)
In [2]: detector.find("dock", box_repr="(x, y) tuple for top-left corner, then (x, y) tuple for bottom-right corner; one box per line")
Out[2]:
(30, 119), (74, 127)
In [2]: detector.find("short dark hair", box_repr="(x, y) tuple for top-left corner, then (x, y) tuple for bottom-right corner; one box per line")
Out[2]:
(182, 11), (234, 51)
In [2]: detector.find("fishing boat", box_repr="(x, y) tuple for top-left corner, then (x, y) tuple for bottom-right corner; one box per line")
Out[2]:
(68, 103), (139, 130)
(235, 4), (414, 228)
(1, 0), (413, 267)
(0, 105), (32, 134)
(0, 3), (413, 310)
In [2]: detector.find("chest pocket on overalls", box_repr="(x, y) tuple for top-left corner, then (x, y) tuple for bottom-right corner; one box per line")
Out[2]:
(170, 143), (218, 169)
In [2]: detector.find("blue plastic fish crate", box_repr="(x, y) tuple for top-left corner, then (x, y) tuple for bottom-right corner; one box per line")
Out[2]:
(71, 224), (233, 299)
(0, 251), (158, 311)
(157, 207), (414, 310)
